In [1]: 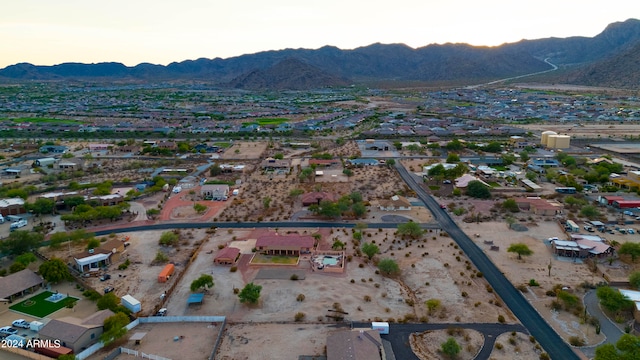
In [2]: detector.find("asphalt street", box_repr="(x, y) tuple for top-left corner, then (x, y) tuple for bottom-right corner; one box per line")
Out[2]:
(393, 162), (582, 360)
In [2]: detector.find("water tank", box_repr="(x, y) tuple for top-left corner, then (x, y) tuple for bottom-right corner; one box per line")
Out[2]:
(547, 135), (558, 148)
(541, 131), (557, 146)
(553, 135), (571, 149)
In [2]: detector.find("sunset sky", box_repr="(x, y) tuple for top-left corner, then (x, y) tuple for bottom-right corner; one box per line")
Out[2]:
(1, 0), (637, 68)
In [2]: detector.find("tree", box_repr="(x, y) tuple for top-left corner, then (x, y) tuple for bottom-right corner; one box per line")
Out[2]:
(446, 153), (460, 163)
(595, 334), (640, 359)
(466, 180), (491, 199)
(332, 239), (345, 250)
(361, 242), (379, 260)
(580, 205), (601, 220)
(9, 262), (26, 273)
(159, 231), (179, 246)
(27, 198), (56, 215)
(596, 286), (634, 314)
(193, 203), (207, 214)
(209, 163), (222, 176)
(238, 282), (262, 304)
(441, 337), (461, 358)
(342, 168), (353, 177)
(100, 312), (130, 345)
(629, 272), (640, 289)
(97, 292), (121, 312)
(397, 221), (424, 239)
(507, 243), (533, 260)
(86, 238), (100, 250)
(39, 258), (71, 283)
(190, 274), (214, 292)
(378, 258), (400, 275)
(15, 253), (37, 266)
(0, 230), (44, 255)
(619, 242), (640, 262)
(502, 199), (520, 213)
(386, 159), (396, 167)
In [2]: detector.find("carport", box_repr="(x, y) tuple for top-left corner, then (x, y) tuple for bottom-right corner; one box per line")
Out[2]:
(187, 293), (204, 306)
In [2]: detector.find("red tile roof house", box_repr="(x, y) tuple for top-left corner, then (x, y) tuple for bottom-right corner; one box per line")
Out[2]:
(255, 234), (315, 256)
(214, 247), (241, 265)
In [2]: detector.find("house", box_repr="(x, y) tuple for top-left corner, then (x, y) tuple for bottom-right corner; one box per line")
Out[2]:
(454, 174), (490, 188)
(39, 145), (68, 154)
(378, 195), (412, 211)
(301, 192), (339, 206)
(347, 159), (379, 167)
(73, 239), (125, 274)
(88, 144), (111, 152)
(255, 234), (315, 256)
(551, 237), (612, 258)
(58, 161), (78, 170)
(214, 247), (241, 265)
(0, 197), (26, 216)
(0, 269), (43, 302)
(309, 159), (341, 167)
(326, 329), (384, 360)
(201, 184), (229, 200)
(515, 197), (564, 216)
(86, 194), (124, 206)
(157, 141), (177, 150)
(39, 310), (115, 353)
(260, 158), (291, 172)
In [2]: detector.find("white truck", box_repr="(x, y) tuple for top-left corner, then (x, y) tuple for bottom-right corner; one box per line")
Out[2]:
(10, 218), (27, 231)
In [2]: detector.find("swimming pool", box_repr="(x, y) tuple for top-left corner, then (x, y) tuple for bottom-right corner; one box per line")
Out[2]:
(322, 256), (339, 266)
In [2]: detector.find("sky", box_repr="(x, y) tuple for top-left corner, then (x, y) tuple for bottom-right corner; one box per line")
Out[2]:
(1, 0), (638, 69)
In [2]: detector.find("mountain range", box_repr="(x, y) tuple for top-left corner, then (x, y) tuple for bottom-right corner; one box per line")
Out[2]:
(1, 18), (639, 89)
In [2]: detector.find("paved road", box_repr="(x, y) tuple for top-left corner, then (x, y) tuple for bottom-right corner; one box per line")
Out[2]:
(89, 221), (442, 236)
(581, 289), (624, 358)
(393, 162), (582, 360)
(352, 322), (526, 360)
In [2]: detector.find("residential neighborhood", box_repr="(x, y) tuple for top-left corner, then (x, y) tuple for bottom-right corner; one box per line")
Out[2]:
(2, 83), (640, 360)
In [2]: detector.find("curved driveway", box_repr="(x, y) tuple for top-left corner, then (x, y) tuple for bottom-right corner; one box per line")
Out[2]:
(393, 162), (581, 360)
(581, 289), (623, 358)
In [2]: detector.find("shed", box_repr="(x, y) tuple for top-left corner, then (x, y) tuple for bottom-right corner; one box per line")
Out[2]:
(130, 332), (147, 345)
(158, 263), (175, 283)
(214, 247), (240, 265)
(121, 294), (141, 313)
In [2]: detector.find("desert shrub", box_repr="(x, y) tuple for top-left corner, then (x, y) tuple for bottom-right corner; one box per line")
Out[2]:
(290, 274), (299, 280)
(498, 315), (505, 323)
(529, 279), (540, 286)
(364, 295), (372, 302)
(516, 284), (528, 292)
(568, 336), (585, 346)
(296, 294), (305, 302)
(495, 343), (503, 350)
(294, 312), (305, 322)
(230, 266), (238, 272)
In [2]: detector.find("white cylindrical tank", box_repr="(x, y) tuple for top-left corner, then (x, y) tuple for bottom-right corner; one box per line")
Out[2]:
(547, 135), (558, 148)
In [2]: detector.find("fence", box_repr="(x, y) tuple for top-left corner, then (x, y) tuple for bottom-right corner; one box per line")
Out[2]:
(121, 347), (172, 360)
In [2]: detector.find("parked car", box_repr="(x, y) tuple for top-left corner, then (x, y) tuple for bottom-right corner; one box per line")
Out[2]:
(104, 287), (114, 294)
(624, 210), (634, 216)
(629, 229), (636, 234)
(0, 326), (18, 336)
(100, 274), (111, 281)
(440, 204), (447, 209)
(154, 308), (167, 317)
(11, 319), (30, 329)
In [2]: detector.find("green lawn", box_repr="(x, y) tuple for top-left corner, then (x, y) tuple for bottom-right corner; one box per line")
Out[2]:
(10, 291), (79, 318)
(250, 254), (299, 265)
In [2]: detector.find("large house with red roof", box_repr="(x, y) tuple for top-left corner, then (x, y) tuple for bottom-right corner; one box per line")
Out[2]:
(255, 234), (315, 256)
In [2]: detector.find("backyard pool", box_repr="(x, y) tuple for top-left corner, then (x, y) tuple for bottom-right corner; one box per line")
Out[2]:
(322, 256), (339, 266)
